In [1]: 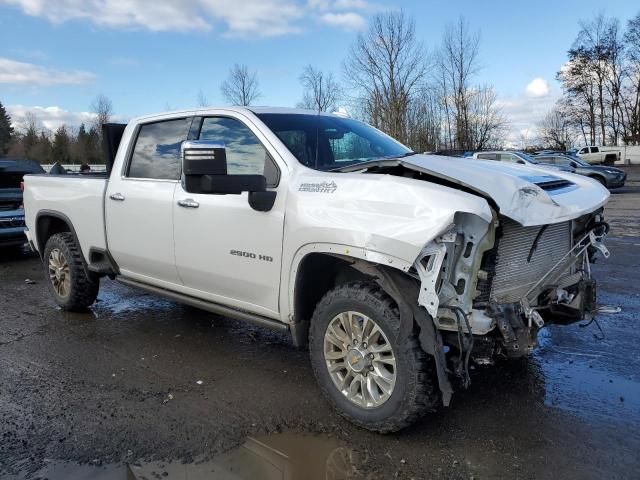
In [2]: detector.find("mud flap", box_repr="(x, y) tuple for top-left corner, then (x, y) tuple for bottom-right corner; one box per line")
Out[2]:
(351, 262), (454, 406)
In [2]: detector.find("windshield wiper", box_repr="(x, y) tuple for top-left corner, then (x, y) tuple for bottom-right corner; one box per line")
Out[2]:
(329, 151), (417, 172)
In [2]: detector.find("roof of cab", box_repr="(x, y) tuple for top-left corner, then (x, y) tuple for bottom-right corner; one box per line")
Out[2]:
(129, 106), (347, 124)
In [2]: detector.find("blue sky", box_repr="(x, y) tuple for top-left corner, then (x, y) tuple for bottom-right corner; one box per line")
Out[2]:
(0, 0), (638, 142)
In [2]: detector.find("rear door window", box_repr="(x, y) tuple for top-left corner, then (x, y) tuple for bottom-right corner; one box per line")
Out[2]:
(591, 147), (599, 153)
(127, 118), (191, 180)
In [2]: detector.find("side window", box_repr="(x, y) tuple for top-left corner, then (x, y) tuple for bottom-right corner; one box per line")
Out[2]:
(579, 147), (588, 154)
(591, 146), (599, 153)
(477, 153), (497, 160)
(555, 156), (570, 166)
(128, 118), (191, 180)
(499, 154), (518, 163)
(541, 156), (555, 164)
(199, 117), (279, 187)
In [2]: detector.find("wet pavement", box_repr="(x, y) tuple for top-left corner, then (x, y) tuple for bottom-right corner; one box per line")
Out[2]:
(1, 168), (639, 479)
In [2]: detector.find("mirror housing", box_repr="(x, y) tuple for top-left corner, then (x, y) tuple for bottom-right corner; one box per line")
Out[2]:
(181, 141), (274, 210)
(182, 140), (227, 176)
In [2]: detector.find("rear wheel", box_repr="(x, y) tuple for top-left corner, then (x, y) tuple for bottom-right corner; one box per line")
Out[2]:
(309, 282), (438, 433)
(43, 232), (99, 311)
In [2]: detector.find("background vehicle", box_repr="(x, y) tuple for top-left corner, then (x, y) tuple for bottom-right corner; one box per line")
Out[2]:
(0, 158), (44, 250)
(472, 151), (575, 172)
(535, 154), (626, 189)
(576, 146), (620, 165)
(23, 107), (610, 432)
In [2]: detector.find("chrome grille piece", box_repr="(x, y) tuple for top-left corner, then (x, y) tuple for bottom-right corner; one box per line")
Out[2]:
(490, 219), (572, 304)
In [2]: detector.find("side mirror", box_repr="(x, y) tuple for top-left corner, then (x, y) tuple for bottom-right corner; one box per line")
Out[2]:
(181, 140), (276, 211)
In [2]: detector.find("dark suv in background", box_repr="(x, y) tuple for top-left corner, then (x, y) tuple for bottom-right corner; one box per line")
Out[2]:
(0, 159), (45, 249)
(534, 153), (626, 189)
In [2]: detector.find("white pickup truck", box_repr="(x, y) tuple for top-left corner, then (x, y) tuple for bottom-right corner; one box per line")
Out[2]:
(576, 146), (621, 165)
(23, 107), (611, 432)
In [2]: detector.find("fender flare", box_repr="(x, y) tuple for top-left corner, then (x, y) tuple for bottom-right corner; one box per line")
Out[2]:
(34, 209), (80, 257)
(286, 242), (414, 319)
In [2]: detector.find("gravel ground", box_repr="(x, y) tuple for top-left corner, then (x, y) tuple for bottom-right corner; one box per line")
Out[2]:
(0, 169), (639, 479)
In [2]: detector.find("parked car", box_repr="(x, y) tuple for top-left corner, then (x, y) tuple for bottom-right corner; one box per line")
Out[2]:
(23, 107), (610, 432)
(535, 154), (626, 189)
(0, 158), (45, 250)
(576, 146), (620, 165)
(472, 151), (575, 172)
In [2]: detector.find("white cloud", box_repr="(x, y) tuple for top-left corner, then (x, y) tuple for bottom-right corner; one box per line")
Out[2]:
(525, 77), (550, 98)
(308, 0), (369, 10)
(1, 0), (307, 36)
(319, 12), (365, 31)
(498, 91), (559, 146)
(1, 0), (373, 35)
(7, 104), (97, 131)
(0, 57), (95, 86)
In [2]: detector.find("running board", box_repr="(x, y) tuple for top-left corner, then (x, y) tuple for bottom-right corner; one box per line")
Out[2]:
(117, 277), (289, 333)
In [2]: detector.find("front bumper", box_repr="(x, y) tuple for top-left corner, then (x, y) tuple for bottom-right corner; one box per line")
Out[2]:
(607, 172), (626, 189)
(0, 227), (27, 247)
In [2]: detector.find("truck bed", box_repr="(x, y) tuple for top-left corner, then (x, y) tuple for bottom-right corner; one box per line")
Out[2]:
(23, 174), (108, 260)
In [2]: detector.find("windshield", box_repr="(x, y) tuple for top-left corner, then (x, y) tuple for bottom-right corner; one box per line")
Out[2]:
(513, 151), (538, 164)
(256, 113), (412, 171)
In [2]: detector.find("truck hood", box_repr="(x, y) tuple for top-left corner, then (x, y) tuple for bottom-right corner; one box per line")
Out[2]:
(342, 154), (610, 226)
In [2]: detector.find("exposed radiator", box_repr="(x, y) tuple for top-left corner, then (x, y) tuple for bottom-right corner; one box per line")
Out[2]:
(489, 219), (572, 304)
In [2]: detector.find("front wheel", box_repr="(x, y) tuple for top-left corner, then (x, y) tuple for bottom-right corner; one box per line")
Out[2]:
(43, 232), (99, 311)
(309, 282), (438, 433)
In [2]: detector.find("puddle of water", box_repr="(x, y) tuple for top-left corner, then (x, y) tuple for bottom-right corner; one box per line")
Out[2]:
(12, 432), (371, 480)
(535, 326), (640, 424)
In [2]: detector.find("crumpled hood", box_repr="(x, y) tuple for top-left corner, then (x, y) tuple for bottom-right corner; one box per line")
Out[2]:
(398, 154), (610, 226)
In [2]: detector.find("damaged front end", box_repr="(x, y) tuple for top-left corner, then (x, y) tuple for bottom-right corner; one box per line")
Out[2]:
(413, 209), (610, 370)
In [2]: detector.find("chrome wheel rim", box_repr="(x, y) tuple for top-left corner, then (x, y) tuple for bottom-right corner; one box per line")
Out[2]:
(324, 311), (396, 409)
(48, 248), (70, 298)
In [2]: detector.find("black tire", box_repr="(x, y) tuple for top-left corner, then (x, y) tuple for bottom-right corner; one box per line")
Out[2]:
(309, 282), (438, 433)
(43, 232), (99, 311)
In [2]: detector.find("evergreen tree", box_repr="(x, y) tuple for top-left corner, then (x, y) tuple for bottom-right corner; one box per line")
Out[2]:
(52, 126), (71, 164)
(0, 101), (14, 156)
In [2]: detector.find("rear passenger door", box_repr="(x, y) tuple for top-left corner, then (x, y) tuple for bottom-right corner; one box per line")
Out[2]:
(105, 117), (192, 286)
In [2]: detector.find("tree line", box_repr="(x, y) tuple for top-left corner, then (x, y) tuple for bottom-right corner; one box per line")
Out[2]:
(0, 94), (113, 165)
(214, 12), (507, 153)
(541, 11), (640, 149)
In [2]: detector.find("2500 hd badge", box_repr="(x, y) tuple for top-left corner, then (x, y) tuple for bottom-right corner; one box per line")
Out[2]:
(230, 249), (274, 262)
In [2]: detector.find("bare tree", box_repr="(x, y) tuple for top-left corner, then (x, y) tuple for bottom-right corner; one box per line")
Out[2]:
(538, 104), (575, 149)
(196, 89), (210, 107)
(298, 65), (341, 112)
(624, 12), (640, 144)
(220, 64), (261, 106)
(343, 11), (427, 144)
(467, 85), (507, 150)
(437, 17), (481, 150)
(90, 94), (113, 133)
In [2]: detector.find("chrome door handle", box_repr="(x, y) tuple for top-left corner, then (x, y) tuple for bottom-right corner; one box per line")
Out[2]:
(109, 193), (125, 201)
(177, 198), (199, 208)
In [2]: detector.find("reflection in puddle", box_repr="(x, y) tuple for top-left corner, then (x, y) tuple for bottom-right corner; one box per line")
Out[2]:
(16, 432), (372, 480)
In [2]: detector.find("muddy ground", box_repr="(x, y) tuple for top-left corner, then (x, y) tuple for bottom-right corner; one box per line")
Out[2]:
(1, 169), (639, 479)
